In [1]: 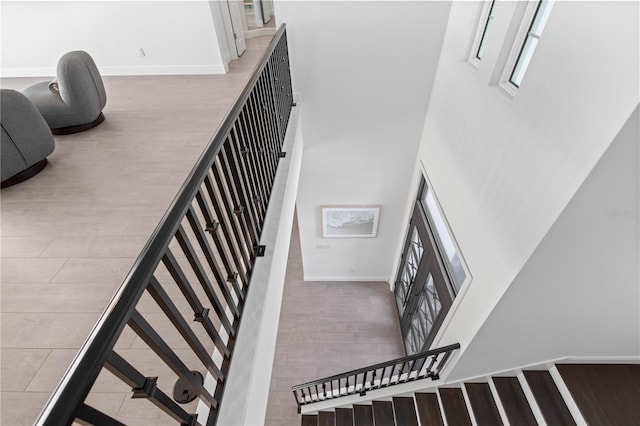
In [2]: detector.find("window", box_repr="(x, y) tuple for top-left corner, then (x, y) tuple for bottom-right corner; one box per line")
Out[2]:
(419, 182), (468, 291)
(475, 0), (496, 60)
(509, 0), (554, 87)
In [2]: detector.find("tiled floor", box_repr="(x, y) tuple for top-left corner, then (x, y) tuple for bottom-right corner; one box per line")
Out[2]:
(264, 219), (405, 426)
(1, 34), (405, 426)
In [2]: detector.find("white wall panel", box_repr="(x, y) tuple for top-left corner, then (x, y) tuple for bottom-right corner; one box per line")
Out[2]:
(274, 1), (452, 281)
(415, 1), (639, 365)
(1, 1), (228, 76)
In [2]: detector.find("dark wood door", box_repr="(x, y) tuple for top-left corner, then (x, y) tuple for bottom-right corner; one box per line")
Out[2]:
(394, 203), (453, 355)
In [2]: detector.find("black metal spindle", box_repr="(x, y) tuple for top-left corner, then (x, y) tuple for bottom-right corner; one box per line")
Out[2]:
(128, 310), (219, 407)
(195, 190), (246, 299)
(147, 277), (225, 380)
(426, 353), (440, 378)
(105, 350), (202, 423)
(360, 371), (367, 395)
(220, 140), (259, 248)
(255, 74), (279, 178)
(75, 403), (126, 426)
(247, 89), (274, 204)
(162, 247), (235, 338)
(434, 350), (454, 379)
(209, 164), (253, 268)
(243, 94), (270, 203)
(267, 57), (284, 143)
(184, 208), (240, 314)
(231, 121), (265, 225)
(201, 175), (249, 281)
(262, 64), (282, 155)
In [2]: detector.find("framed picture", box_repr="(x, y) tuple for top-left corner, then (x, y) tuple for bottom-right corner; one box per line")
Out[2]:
(322, 206), (381, 238)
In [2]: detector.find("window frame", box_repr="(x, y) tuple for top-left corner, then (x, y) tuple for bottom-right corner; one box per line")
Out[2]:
(417, 178), (471, 294)
(469, 0), (497, 67)
(499, 0), (554, 96)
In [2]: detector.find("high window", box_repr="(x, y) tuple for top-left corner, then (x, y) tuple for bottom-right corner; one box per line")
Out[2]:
(509, 0), (554, 87)
(475, 0), (496, 60)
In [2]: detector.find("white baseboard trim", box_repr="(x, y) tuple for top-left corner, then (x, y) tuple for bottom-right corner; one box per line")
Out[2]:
(304, 275), (390, 283)
(1, 67), (56, 78)
(244, 27), (277, 39)
(1, 64), (228, 78)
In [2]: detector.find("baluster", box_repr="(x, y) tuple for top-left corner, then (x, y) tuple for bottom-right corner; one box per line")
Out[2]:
(426, 353), (440, 378)
(293, 390), (301, 414)
(399, 361), (408, 383)
(409, 359), (418, 380)
(433, 349), (454, 379)
(105, 351), (198, 424)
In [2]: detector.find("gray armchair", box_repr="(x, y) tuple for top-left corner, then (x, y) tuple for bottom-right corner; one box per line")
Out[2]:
(23, 51), (107, 134)
(1, 89), (55, 188)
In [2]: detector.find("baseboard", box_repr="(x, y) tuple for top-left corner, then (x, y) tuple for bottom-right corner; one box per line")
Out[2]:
(304, 275), (390, 283)
(1, 64), (228, 78)
(244, 27), (277, 39)
(0, 67), (56, 78)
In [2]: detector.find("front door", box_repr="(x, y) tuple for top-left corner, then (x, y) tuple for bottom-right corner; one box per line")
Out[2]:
(394, 200), (454, 354)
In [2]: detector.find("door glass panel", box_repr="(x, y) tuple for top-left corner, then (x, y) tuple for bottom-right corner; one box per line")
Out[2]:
(406, 274), (442, 355)
(424, 274), (442, 326)
(395, 227), (424, 315)
(421, 187), (467, 290)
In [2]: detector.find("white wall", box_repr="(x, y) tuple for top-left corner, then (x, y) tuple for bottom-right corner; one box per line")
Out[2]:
(274, 1), (452, 281)
(1, 1), (229, 77)
(448, 105), (640, 380)
(411, 1), (639, 361)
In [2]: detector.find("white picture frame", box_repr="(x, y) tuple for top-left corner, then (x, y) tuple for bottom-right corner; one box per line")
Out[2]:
(321, 206), (381, 238)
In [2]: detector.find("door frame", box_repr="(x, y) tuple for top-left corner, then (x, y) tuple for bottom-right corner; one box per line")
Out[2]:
(394, 178), (458, 355)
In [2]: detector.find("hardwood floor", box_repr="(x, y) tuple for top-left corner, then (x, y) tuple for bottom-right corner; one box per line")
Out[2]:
(0, 37), (273, 426)
(1, 35), (405, 426)
(263, 218), (405, 426)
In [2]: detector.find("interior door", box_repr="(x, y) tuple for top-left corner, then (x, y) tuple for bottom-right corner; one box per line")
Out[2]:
(227, 0), (247, 56)
(394, 202), (453, 355)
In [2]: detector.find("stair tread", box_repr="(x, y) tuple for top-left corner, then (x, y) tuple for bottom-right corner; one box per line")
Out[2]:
(439, 388), (473, 426)
(302, 414), (318, 426)
(372, 400), (394, 426)
(319, 411), (335, 426)
(524, 370), (576, 426)
(353, 405), (374, 426)
(392, 397), (419, 426)
(465, 382), (504, 426)
(492, 377), (537, 426)
(415, 393), (444, 426)
(336, 408), (353, 426)
(557, 364), (640, 426)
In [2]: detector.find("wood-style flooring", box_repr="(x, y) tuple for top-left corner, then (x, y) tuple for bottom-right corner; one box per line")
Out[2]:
(0, 37), (274, 426)
(1, 36), (405, 425)
(264, 219), (405, 426)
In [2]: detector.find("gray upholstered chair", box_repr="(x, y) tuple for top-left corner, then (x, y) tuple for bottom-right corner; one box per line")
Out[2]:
(1, 89), (55, 188)
(23, 51), (107, 134)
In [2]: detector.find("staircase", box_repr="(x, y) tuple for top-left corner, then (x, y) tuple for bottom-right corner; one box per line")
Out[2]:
(298, 363), (640, 426)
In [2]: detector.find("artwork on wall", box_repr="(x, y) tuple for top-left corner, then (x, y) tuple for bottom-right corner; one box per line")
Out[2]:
(321, 206), (381, 238)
